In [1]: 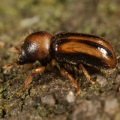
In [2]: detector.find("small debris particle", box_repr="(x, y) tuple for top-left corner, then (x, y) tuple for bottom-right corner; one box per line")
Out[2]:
(41, 94), (55, 106)
(20, 16), (39, 28)
(96, 75), (107, 87)
(66, 91), (75, 103)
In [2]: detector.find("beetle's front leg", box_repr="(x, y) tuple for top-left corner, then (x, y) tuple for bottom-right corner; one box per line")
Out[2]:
(60, 68), (80, 96)
(16, 66), (45, 95)
(79, 64), (96, 84)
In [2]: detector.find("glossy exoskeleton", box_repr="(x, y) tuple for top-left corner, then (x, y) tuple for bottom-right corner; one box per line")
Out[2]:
(4, 31), (117, 95)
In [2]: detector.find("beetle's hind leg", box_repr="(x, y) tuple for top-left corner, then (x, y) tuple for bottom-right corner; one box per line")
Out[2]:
(60, 68), (80, 96)
(16, 66), (45, 95)
(79, 64), (96, 84)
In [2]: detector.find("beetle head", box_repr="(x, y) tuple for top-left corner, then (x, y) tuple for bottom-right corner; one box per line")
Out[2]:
(17, 31), (52, 65)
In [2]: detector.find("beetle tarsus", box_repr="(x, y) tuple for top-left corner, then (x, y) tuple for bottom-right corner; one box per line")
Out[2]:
(61, 68), (80, 96)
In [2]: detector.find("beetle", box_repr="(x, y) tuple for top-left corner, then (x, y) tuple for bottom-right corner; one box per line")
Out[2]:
(4, 31), (117, 95)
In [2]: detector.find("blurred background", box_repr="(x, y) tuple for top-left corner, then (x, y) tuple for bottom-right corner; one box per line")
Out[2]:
(0, 0), (120, 39)
(0, 0), (120, 64)
(0, 0), (120, 119)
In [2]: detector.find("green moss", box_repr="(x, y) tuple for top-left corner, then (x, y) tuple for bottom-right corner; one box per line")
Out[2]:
(0, 106), (4, 118)
(0, 0), (120, 119)
(0, 79), (3, 83)
(9, 74), (17, 79)
(38, 106), (48, 117)
(0, 88), (5, 94)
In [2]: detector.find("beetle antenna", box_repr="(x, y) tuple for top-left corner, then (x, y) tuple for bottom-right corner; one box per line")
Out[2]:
(10, 47), (20, 53)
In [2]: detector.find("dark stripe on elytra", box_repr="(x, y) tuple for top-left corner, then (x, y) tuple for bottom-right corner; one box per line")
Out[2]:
(52, 32), (102, 41)
(78, 40), (113, 58)
(55, 52), (109, 69)
(53, 38), (113, 59)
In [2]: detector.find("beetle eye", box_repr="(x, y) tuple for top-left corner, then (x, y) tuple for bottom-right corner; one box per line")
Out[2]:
(18, 51), (27, 65)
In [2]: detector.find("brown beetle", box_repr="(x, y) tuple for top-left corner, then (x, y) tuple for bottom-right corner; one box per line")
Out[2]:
(4, 31), (117, 95)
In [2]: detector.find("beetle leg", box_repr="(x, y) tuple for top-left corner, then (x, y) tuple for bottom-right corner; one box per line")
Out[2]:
(3, 64), (14, 69)
(79, 64), (96, 84)
(16, 66), (45, 95)
(3, 61), (21, 69)
(60, 68), (80, 96)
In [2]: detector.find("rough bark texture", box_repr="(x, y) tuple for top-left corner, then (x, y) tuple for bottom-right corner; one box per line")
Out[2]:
(0, 0), (120, 120)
